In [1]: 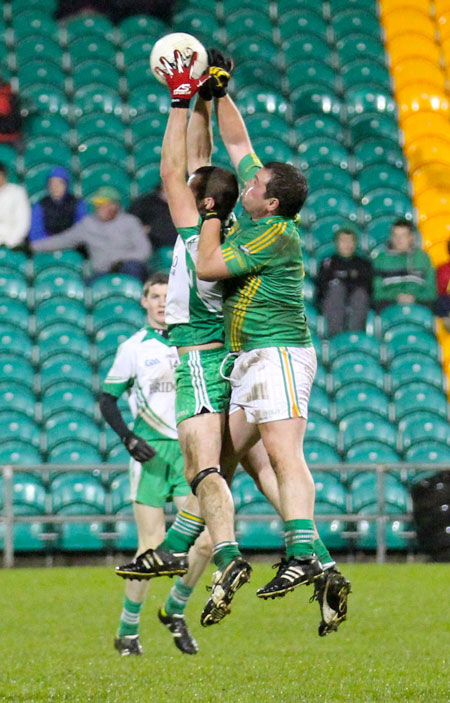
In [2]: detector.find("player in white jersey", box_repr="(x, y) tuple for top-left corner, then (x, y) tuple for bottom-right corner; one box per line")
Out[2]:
(100, 273), (211, 656)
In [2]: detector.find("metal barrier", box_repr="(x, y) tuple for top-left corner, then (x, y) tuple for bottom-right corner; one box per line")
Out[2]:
(1, 463), (448, 568)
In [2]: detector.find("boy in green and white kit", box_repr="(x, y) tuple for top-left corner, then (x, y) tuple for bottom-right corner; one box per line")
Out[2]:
(101, 273), (211, 655)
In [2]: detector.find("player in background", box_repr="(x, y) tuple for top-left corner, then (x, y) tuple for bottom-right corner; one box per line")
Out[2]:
(100, 273), (211, 655)
(195, 92), (351, 637)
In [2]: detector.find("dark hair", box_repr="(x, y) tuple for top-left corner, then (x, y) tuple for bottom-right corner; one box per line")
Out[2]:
(0, 162), (7, 175)
(393, 218), (413, 230)
(335, 227), (358, 242)
(264, 161), (308, 217)
(192, 166), (239, 221)
(143, 272), (169, 296)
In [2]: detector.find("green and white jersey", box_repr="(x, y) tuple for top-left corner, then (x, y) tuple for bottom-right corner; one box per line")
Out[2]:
(165, 220), (225, 347)
(221, 153), (312, 352)
(102, 326), (179, 441)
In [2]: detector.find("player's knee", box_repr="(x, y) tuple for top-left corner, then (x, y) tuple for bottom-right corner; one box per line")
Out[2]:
(194, 529), (213, 559)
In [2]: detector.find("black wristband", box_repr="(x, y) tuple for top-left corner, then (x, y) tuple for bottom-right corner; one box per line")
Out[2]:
(171, 97), (191, 108)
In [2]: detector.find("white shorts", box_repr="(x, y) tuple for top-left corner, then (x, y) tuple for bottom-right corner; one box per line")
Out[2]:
(228, 346), (317, 424)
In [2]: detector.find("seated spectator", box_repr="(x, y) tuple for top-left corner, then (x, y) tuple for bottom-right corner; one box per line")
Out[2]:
(436, 241), (450, 328)
(0, 74), (21, 145)
(31, 186), (151, 281)
(316, 228), (373, 337)
(372, 219), (436, 311)
(0, 161), (31, 249)
(29, 166), (88, 243)
(128, 183), (177, 250)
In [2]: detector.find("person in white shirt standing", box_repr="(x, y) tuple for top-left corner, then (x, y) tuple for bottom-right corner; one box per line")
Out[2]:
(100, 272), (211, 656)
(0, 162), (31, 249)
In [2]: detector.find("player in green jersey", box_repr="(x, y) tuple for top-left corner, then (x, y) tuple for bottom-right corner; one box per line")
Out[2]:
(101, 273), (211, 655)
(196, 92), (351, 635)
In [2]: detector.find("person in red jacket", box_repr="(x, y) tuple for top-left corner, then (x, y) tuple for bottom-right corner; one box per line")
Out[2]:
(0, 76), (21, 145)
(436, 241), (450, 327)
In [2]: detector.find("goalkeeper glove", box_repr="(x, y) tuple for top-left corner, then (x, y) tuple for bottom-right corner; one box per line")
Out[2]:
(155, 50), (209, 108)
(123, 433), (156, 462)
(199, 48), (233, 101)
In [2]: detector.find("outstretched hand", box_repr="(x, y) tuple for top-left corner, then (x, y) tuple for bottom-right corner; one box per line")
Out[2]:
(155, 50), (210, 108)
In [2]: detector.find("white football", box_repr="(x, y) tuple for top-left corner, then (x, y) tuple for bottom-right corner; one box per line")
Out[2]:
(149, 32), (208, 85)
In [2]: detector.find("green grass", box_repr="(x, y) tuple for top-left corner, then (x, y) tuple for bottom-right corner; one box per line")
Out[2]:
(0, 563), (449, 703)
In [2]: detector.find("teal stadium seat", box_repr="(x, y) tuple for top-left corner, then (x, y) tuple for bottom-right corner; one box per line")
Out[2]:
(228, 37), (279, 67)
(308, 385), (332, 419)
(354, 137), (403, 168)
(0, 385), (35, 419)
(12, 12), (59, 40)
(365, 216), (396, 249)
(226, 10), (273, 41)
(313, 363), (328, 391)
(110, 473), (131, 513)
(134, 165), (161, 194)
(119, 15), (167, 41)
(0, 355), (34, 391)
(129, 113), (166, 144)
(90, 274), (143, 305)
(331, 357), (386, 392)
(1, 473), (48, 552)
(399, 412), (450, 453)
(95, 325), (137, 363)
(33, 250), (85, 276)
(355, 507), (411, 550)
(329, 0), (378, 15)
(223, 0), (269, 12)
(50, 473), (106, 551)
(172, 8), (222, 46)
(294, 115), (345, 143)
(308, 216), (357, 248)
(113, 504), (137, 551)
(378, 304), (435, 336)
(122, 38), (157, 69)
(77, 137), (128, 171)
(314, 502), (349, 550)
(305, 443), (340, 464)
(358, 164), (409, 197)
(350, 473), (408, 512)
(314, 472), (347, 510)
(63, 14), (115, 43)
(326, 332), (380, 366)
(24, 138), (71, 171)
(0, 270), (28, 302)
(339, 411), (397, 453)
(76, 114), (125, 143)
(389, 354), (445, 393)
(38, 327), (91, 364)
(235, 502), (283, 550)
(278, 9), (328, 41)
(250, 138), (295, 164)
(47, 443), (102, 465)
(404, 442), (450, 465)
(15, 38), (63, 71)
(291, 87), (342, 120)
(12, 0), (57, 13)
(1, 412), (41, 449)
(345, 441), (401, 464)
(286, 61), (337, 93)
(233, 59), (283, 93)
(71, 61), (121, 93)
(346, 87), (396, 122)
(0, 441), (42, 465)
(349, 114), (400, 146)
(39, 355), (94, 393)
(127, 86), (171, 117)
(236, 88), (288, 118)
(81, 166), (131, 203)
(17, 62), (66, 92)
(332, 9), (382, 41)
(245, 114), (291, 145)
(282, 36), (331, 68)
(384, 327), (439, 364)
(106, 444), (130, 464)
(72, 86), (122, 117)
(133, 138), (162, 171)
(334, 383), (390, 422)
(92, 299), (144, 333)
(361, 191), (414, 223)
(306, 416), (338, 449)
(0, 327), (33, 361)
(231, 472), (264, 511)
(393, 383), (448, 421)
(336, 34), (386, 68)
(306, 191), (358, 224)
(306, 164), (354, 196)
(126, 60), (155, 94)
(41, 386), (96, 422)
(45, 411), (101, 453)
(25, 115), (71, 144)
(296, 137), (349, 170)
(33, 269), (85, 305)
(69, 37), (117, 66)
(34, 298), (87, 333)
(0, 298), (29, 331)
(341, 60), (391, 92)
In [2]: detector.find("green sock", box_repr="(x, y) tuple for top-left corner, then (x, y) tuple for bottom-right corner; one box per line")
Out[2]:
(118, 596), (143, 637)
(159, 510), (205, 553)
(212, 541), (241, 570)
(313, 537), (335, 570)
(284, 519), (315, 558)
(163, 577), (194, 616)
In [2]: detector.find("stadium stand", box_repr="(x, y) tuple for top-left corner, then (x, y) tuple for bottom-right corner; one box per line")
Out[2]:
(1, 0), (449, 559)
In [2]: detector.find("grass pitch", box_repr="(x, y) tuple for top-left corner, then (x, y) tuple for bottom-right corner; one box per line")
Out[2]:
(0, 562), (449, 703)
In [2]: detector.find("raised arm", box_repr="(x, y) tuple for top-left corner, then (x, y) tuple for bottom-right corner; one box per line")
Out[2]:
(187, 95), (213, 175)
(158, 51), (207, 228)
(215, 94), (254, 171)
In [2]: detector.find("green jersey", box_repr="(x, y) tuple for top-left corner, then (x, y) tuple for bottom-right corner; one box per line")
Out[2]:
(165, 220), (225, 347)
(221, 153), (312, 352)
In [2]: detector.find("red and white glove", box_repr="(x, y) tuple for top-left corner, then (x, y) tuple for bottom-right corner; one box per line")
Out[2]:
(155, 50), (209, 108)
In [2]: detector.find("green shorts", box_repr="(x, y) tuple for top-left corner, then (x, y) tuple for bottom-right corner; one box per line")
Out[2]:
(175, 347), (233, 425)
(129, 438), (190, 508)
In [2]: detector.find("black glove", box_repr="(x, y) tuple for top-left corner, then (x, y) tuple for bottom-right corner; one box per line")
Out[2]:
(123, 433), (156, 462)
(199, 48), (233, 101)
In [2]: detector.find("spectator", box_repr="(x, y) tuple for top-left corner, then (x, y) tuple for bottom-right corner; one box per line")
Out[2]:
(55, 0), (175, 23)
(0, 161), (31, 249)
(128, 183), (177, 250)
(316, 228), (373, 337)
(0, 75), (21, 145)
(31, 186), (151, 281)
(28, 166), (88, 243)
(372, 219), (436, 311)
(436, 240), (450, 328)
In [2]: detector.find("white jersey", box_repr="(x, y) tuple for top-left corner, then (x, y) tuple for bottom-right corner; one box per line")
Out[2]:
(102, 326), (179, 441)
